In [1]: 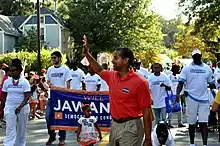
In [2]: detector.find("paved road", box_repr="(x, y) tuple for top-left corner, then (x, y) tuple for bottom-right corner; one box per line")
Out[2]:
(0, 116), (220, 146)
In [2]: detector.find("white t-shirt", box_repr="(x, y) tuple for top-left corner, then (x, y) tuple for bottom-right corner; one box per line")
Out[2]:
(139, 67), (150, 79)
(70, 68), (85, 90)
(179, 62), (214, 102)
(148, 72), (172, 108)
(46, 65), (72, 88)
(84, 73), (101, 91)
(164, 69), (172, 76)
(136, 70), (147, 80)
(78, 116), (98, 141)
(100, 79), (109, 91)
(2, 77), (30, 106)
(169, 74), (179, 95)
(214, 67), (220, 89)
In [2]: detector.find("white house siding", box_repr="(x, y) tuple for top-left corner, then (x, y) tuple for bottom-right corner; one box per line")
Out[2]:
(45, 25), (60, 49)
(0, 32), (4, 53)
(4, 34), (17, 53)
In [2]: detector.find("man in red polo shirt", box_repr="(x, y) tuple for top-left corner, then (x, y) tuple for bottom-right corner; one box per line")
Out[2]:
(82, 35), (153, 146)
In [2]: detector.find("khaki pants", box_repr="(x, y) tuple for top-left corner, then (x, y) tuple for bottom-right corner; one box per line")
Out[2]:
(110, 118), (144, 146)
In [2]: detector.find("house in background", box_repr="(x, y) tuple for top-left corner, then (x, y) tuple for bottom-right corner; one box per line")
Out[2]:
(0, 7), (71, 54)
(0, 15), (20, 53)
(13, 7), (71, 52)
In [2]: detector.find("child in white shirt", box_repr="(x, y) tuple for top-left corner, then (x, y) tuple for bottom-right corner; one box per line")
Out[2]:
(77, 104), (102, 146)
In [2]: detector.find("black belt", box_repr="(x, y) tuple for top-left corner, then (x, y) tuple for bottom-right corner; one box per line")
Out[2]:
(113, 116), (142, 123)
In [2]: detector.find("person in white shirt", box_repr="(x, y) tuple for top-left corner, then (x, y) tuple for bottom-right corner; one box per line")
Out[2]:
(164, 66), (172, 76)
(45, 51), (72, 145)
(100, 63), (109, 91)
(167, 64), (185, 128)
(84, 65), (101, 91)
(70, 62), (85, 90)
(140, 66), (150, 77)
(148, 63), (172, 124)
(2, 59), (31, 146)
(176, 49), (215, 146)
(134, 61), (149, 80)
(214, 61), (220, 89)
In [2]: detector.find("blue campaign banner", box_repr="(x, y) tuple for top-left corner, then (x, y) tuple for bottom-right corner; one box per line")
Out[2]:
(49, 87), (111, 131)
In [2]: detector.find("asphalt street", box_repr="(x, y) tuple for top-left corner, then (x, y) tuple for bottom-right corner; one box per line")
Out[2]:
(0, 114), (220, 146)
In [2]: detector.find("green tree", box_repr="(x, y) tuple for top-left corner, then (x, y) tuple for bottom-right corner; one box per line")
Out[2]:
(43, 0), (69, 19)
(161, 17), (184, 48)
(135, 49), (159, 68)
(16, 27), (38, 52)
(179, 0), (220, 60)
(174, 25), (215, 61)
(0, 49), (67, 72)
(66, 0), (163, 59)
(0, 0), (35, 16)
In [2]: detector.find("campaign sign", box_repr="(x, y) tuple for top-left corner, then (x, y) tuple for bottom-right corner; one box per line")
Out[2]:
(49, 87), (111, 131)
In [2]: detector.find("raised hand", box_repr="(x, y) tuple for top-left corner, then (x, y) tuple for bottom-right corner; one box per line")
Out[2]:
(82, 35), (89, 54)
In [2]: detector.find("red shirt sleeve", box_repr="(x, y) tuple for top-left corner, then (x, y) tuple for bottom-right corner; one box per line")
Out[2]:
(136, 81), (151, 109)
(100, 70), (114, 84)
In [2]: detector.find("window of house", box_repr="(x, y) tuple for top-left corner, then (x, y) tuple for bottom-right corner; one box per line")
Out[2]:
(40, 28), (45, 41)
(40, 16), (45, 24)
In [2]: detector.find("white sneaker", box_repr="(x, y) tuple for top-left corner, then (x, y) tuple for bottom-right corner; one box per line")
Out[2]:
(190, 144), (196, 146)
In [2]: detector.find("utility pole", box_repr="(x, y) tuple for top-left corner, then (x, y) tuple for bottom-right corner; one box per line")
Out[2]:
(37, 0), (41, 75)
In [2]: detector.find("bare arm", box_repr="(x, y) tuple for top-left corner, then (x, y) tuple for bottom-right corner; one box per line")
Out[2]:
(21, 92), (31, 107)
(212, 101), (219, 112)
(176, 82), (184, 101)
(41, 81), (49, 90)
(83, 35), (104, 76)
(97, 84), (101, 91)
(77, 124), (82, 142)
(82, 82), (86, 90)
(212, 90), (220, 112)
(1, 91), (7, 108)
(160, 83), (171, 90)
(94, 122), (102, 140)
(16, 92), (31, 114)
(47, 80), (51, 87)
(176, 82), (184, 95)
(143, 107), (153, 146)
(208, 83), (216, 90)
(66, 80), (71, 89)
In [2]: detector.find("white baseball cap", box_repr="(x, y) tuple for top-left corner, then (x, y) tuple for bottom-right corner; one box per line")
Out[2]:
(192, 49), (202, 56)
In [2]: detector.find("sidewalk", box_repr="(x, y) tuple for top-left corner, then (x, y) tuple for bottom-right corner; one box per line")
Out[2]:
(0, 117), (220, 146)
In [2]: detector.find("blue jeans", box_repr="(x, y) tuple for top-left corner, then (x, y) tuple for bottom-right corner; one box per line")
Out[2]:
(46, 99), (66, 140)
(167, 111), (182, 125)
(153, 107), (166, 124)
